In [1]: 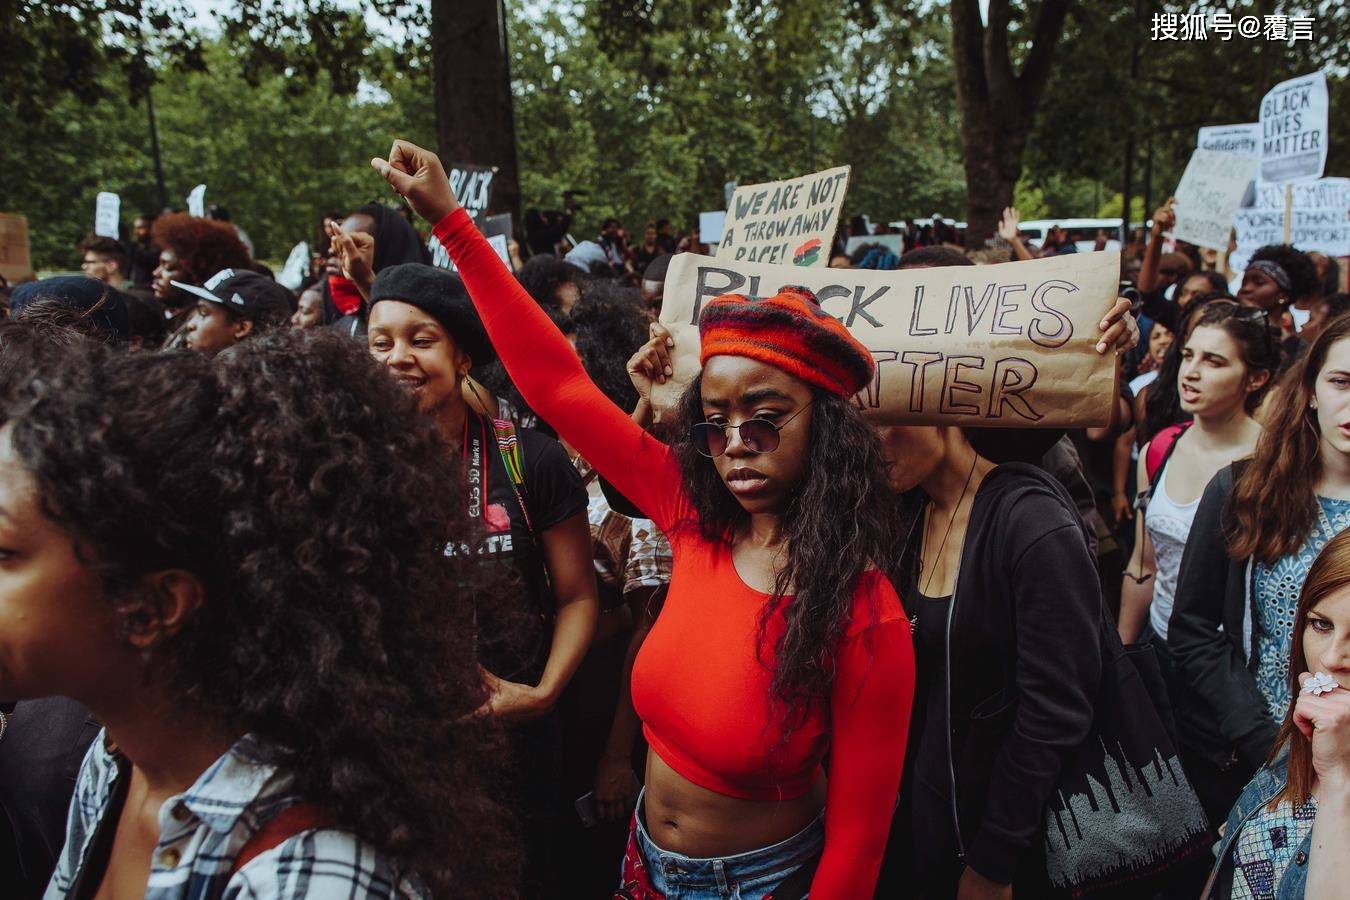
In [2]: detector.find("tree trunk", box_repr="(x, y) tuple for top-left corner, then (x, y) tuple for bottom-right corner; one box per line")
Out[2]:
(951, 0), (1072, 250)
(430, 0), (522, 224)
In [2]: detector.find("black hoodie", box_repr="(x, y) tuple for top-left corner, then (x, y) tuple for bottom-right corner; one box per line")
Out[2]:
(882, 463), (1102, 893)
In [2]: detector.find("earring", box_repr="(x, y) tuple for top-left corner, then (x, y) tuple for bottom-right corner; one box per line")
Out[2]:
(1311, 400), (1319, 410)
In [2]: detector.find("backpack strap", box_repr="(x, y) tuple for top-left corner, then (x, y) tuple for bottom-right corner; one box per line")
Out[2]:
(1145, 422), (1190, 490)
(228, 803), (332, 878)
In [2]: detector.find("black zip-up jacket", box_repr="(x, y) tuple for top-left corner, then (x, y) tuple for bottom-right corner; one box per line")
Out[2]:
(1167, 461), (1280, 771)
(897, 463), (1102, 885)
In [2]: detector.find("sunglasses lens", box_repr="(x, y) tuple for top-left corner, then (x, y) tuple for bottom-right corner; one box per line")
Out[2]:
(691, 423), (727, 457)
(739, 419), (781, 454)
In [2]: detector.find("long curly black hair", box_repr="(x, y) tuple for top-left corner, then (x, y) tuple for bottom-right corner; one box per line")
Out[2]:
(671, 378), (902, 735)
(3, 330), (516, 896)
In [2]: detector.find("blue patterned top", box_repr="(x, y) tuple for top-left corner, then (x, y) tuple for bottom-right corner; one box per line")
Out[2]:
(1230, 795), (1317, 899)
(1253, 496), (1350, 720)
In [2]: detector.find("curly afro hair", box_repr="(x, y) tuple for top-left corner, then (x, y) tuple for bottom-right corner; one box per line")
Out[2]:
(1250, 244), (1320, 303)
(3, 330), (517, 896)
(151, 212), (252, 285)
(568, 280), (649, 410)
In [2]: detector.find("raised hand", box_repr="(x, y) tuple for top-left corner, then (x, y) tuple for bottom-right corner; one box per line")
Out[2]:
(371, 140), (460, 224)
(1097, 297), (1139, 355)
(1151, 198), (1177, 234)
(626, 321), (675, 400)
(1294, 672), (1350, 792)
(325, 219), (376, 298)
(997, 207), (1021, 242)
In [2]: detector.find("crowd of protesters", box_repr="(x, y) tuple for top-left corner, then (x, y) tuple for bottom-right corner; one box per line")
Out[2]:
(0, 139), (1348, 900)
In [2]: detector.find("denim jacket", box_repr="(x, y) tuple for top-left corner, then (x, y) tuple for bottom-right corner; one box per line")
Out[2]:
(1204, 748), (1310, 900)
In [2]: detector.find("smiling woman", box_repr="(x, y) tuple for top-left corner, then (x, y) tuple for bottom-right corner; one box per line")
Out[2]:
(371, 138), (915, 900)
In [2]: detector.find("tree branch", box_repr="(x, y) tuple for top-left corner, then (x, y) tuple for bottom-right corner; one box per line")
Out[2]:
(1017, 0), (1072, 112)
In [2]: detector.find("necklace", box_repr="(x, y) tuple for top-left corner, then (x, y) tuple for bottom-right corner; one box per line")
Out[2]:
(921, 453), (980, 597)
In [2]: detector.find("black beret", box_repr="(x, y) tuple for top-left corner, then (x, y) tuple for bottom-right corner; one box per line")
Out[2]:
(10, 276), (131, 342)
(369, 263), (496, 366)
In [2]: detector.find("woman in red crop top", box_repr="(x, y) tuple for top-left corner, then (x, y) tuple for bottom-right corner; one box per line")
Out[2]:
(373, 141), (916, 899)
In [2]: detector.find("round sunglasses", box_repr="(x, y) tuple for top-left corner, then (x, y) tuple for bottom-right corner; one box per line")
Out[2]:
(689, 401), (813, 458)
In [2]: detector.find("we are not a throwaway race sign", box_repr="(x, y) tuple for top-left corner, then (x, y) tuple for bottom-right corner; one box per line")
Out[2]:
(652, 251), (1120, 428)
(1170, 149), (1259, 251)
(717, 166), (850, 266)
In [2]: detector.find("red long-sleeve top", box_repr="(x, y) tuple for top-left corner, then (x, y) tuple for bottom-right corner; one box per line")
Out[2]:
(435, 208), (915, 897)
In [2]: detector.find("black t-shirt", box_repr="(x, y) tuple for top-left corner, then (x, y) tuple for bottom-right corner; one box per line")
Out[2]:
(463, 411), (588, 683)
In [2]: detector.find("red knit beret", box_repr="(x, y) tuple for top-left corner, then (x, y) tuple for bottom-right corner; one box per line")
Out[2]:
(698, 286), (875, 397)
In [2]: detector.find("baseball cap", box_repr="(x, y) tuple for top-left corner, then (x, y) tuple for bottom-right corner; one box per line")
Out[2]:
(171, 269), (292, 323)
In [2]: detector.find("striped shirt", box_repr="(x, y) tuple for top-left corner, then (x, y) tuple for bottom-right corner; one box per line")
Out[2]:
(45, 731), (426, 899)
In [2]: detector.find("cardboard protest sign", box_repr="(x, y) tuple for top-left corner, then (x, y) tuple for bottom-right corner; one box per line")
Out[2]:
(0, 213), (34, 282)
(1198, 123), (1260, 157)
(1233, 177), (1350, 272)
(1170, 149), (1259, 251)
(651, 251), (1120, 428)
(1259, 72), (1328, 184)
(186, 184), (206, 218)
(699, 211), (726, 245)
(94, 192), (120, 239)
(718, 166), (850, 266)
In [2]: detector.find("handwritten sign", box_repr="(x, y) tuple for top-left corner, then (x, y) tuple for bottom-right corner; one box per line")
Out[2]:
(718, 166), (850, 266)
(1170, 149), (1259, 251)
(651, 251), (1119, 427)
(1233, 178), (1350, 272)
(94, 192), (120, 239)
(450, 164), (496, 223)
(1259, 72), (1328, 183)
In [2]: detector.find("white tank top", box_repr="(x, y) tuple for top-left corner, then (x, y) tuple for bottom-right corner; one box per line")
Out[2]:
(1145, 459), (1200, 640)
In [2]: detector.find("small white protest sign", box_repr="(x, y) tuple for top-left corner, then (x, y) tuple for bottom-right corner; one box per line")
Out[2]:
(1259, 72), (1328, 184)
(186, 184), (207, 218)
(1170, 149), (1259, 251)
(718, 166), (850, 266)
(94, 192), (120, 239)
(698, 211), (726, 245)
(277, 241), (310, 290)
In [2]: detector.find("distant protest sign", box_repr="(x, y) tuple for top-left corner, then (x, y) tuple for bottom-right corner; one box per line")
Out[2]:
(1259, 72), (1328, 183)
(450, 164), (496, 222)
(1233, 178), (1350, 272)
(652, 250), (1120, 428)
(699, 211), (726, 245)
(278, 241), (310, 290)
(1198, 123), (1260, 157)
(94, 192), (120, 239)
(1170, 149), (1259, 251)
(430, 210), (513, 272)
(0, 213), (33, 282)
(187, 184), (207, 218)
(718, 166), (850, 266)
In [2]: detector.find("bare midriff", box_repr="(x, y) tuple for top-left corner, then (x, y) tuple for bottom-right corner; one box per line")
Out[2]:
(641, 749), (826, 858)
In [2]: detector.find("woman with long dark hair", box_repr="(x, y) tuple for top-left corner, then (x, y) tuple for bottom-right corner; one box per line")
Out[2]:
(11, 331), (513, 898)
(1202, 527), (1350, 898)
(1171, 313), (1350, 826)
(1118, 301), (1281, 645)
(373, 140), (915, 898)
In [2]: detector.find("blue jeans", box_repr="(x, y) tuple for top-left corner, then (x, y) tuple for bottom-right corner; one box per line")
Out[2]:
(632, 790), (824, 899)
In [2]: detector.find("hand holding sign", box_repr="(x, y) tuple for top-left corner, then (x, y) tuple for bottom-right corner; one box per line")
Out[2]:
(372, 140), (460, 224)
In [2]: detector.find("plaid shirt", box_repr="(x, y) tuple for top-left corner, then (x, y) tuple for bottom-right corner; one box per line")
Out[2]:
(45, 731), (426, 899)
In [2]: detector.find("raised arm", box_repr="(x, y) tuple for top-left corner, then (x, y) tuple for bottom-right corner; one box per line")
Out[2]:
(372, 141), (680, 527)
